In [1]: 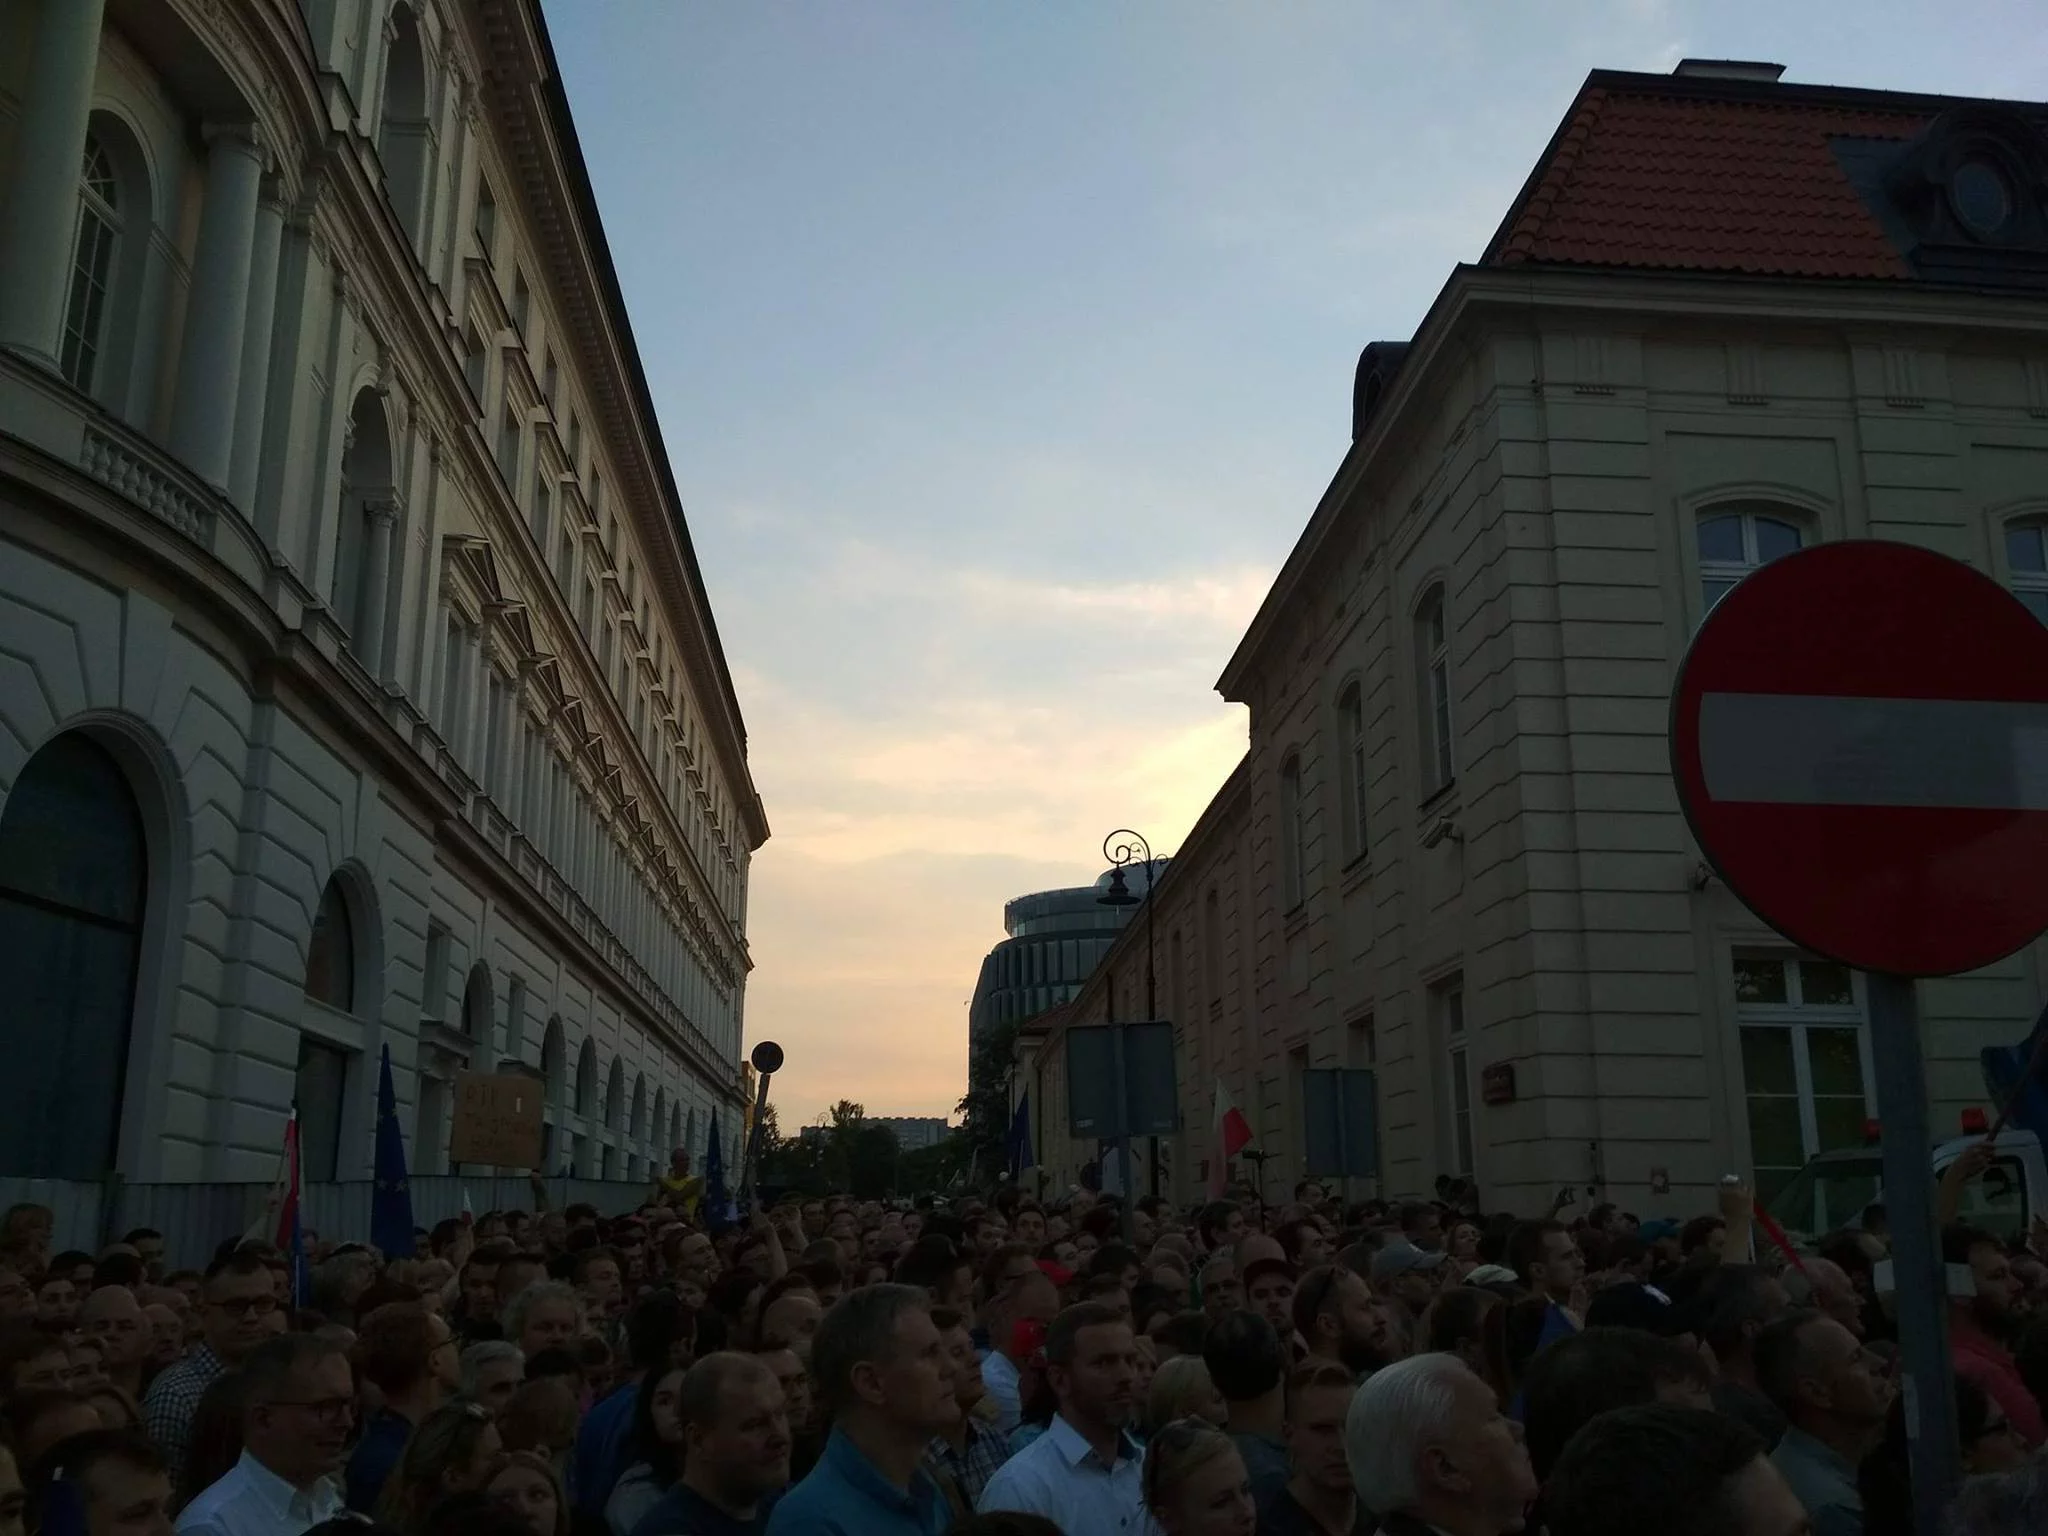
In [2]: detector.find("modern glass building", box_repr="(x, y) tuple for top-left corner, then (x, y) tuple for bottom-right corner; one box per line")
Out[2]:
(969, 865), (1165, 1042)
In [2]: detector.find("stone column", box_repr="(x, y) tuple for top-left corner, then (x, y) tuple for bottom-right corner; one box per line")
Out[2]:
(0, 0), (106, 368)
(227, 178), (287, 513)
(169, 123), (266, 488)
(357, 495), (400, 678)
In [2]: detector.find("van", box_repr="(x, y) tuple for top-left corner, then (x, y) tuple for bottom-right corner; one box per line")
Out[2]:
(1765, 1127), (2048, 1244)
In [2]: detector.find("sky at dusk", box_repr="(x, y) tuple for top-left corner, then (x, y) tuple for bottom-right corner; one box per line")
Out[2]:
(542, 1), (2046, 1127)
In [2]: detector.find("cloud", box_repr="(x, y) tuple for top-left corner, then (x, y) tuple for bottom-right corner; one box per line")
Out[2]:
(736, 549), (1256, 1119)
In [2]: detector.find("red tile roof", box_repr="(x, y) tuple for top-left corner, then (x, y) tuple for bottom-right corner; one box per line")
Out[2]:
(1489, 85), (1931, 279)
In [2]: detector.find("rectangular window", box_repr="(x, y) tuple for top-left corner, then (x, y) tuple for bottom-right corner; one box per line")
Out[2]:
(531, 468), (552, 547)
(463, 323), (487, 403)
(439, 617), (463, 733)
(1734, 954), (1872, 1212)
(512, 268), (532, 337)
(294, 1037), (349, 1183)
(423, 922), (451, 1024)
(1434, 977), (1472, 1175)
(1420, 589), (1455, 796)
(1280, 755), (1305, 911)
(497, 402), (522, 489)
(1339, 683), (1368, 862)
(473, 178), (496, 259)
(1203, 888), (1222, 1007)
(567, 414), (582, 476)
(542, 350), (558, 409)
(556, 525), (575, 589)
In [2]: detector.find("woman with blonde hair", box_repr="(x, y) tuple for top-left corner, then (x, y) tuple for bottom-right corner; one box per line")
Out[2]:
(1143, 1417), (1256, 1536)
(375, 1399), (503, 1535)
(1143, 1356), (1227, 1440)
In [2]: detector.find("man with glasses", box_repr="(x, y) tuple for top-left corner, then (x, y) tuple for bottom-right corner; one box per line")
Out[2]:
(143, 1253), (279, 1486)
(176, 1334), (351, 1536)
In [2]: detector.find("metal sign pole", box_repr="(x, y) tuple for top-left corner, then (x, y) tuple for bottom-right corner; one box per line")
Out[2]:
(1111, 1023), (1133, 1247)
(1867, 973), (1961, 1534)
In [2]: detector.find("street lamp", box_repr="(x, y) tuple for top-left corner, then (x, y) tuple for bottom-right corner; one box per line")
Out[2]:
(1099, 829), (1160, 1203)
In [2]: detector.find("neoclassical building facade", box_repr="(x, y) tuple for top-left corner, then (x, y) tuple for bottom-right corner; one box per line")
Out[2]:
(0, 0), (766, 1187)
(1021, 64), (2048, 1220)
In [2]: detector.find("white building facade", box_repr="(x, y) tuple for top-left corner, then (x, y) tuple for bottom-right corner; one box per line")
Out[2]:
(0, 0), (766, 1188)
(1024, 65), (2048, 1222)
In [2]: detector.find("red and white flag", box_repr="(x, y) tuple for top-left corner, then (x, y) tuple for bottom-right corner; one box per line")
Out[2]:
(1209, 1080), (1253, 1196)
(460, 1187), (474, 1226)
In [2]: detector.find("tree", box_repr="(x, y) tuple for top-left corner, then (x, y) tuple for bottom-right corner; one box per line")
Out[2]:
(899, 1130), (970, 1195)
(958, 1019), (1020, 1184)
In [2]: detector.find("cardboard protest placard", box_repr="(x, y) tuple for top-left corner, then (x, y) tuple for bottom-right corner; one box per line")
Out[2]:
(449, 1071), (544, 1168)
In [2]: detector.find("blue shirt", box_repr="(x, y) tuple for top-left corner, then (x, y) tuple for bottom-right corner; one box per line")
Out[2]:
(575, 1380), (641, 1516)
(344, 1408), (412, 1513)
(630, 1482), (772, 1536)
(765, 1427), (951, 1536)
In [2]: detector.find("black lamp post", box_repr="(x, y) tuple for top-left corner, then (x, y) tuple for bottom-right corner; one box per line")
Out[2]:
(1098, 829), (1159, 1201)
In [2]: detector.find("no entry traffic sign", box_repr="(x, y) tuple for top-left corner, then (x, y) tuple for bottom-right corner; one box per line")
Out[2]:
(1670, 540), (2048, 979)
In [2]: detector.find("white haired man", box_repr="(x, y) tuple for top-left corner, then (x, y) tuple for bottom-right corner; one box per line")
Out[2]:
(1344, 1352), (1537, 1536)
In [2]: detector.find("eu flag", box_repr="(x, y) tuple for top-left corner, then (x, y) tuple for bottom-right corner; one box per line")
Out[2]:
(1007, 1093), (1034, 1178)
(371, 1045), (416, 1259)
(1980, 1000), (2048, 1141)
(704, 1112), (731, 1230)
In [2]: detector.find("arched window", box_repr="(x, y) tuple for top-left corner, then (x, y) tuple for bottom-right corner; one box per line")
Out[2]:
(671, 1102), (683, 1153)
(1337, 681), (1368, 863)
(631, 1073), (647, 1142)
(2003, 521), (2048, 623)
(61, 136), (120, 393)
(333, 389), (399, 668)
(607, 1059), (625, 1132)
(1417, 585), (1454, 796)
(652, 1088), (666, 1151)
(1698, 506), (1802, 611)
(303, 877), (354, 1011)
(0, 733), (146, 1177)
(575, 1038), (597, 1117)
(686, 1105), (697, 1156)
(376, 3), (433, 247)
(1278, 754), (1305, 912)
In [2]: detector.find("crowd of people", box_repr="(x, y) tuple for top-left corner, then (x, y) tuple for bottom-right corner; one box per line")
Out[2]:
(0, 1155), (2043, 1536)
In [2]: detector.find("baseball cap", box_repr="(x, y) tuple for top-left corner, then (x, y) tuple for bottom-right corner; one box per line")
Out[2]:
(1370, 1242), (1450, 1282)
(1463, 1264), (1520, 1287)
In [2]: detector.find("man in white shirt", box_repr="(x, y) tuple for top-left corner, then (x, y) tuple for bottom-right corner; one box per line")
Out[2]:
(176, 1334), (352, 1536)
(979, 1251), (1056, 1436)
(976, 1300), (1158, 1536)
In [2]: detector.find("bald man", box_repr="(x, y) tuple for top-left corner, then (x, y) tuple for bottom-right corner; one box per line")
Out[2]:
(79, 1285), (151, 1399)
(757, 1292), (823, 1363)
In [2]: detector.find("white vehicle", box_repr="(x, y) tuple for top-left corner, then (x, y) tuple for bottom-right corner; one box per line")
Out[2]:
(1764, 1124), (2048, 1244)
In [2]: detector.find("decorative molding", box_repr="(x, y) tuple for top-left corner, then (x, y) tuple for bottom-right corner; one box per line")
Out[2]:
(1725, 343), (1767, 405)
(1882, 346), (1925, 407)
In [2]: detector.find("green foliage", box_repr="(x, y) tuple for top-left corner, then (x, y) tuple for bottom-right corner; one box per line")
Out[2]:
(958, 1018), (1021, 1184)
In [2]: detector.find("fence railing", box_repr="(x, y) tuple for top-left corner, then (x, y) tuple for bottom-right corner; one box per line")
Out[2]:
(0, 1176), (656, 1271)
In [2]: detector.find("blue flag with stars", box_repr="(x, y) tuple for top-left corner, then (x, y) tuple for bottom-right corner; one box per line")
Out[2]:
(372, 1044), (416, 1258)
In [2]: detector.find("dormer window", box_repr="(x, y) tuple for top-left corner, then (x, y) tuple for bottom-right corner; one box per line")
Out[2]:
(1951, 157), (2015, 238)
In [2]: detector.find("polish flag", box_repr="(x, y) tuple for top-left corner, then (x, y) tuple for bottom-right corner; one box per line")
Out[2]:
(1210, 1080), (1253, 1196)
